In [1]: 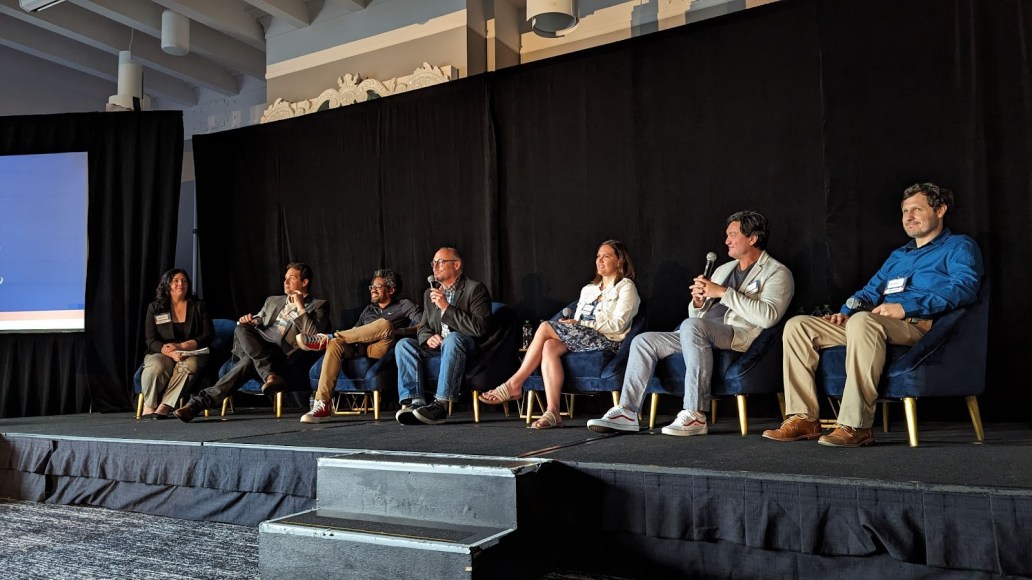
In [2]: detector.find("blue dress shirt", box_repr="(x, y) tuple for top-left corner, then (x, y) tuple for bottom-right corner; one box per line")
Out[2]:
(842, 228), (983, 319)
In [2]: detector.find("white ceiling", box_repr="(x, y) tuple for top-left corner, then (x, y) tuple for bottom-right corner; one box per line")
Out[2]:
(0, 0), (371, 108)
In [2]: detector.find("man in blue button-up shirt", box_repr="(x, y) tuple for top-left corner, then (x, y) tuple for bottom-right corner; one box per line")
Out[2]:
(763, 183), (983, 447)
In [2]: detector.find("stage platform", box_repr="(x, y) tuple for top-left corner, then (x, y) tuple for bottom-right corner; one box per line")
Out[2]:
(2, 408), (1031, 577)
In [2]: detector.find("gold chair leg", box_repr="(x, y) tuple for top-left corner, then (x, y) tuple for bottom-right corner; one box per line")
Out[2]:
(136, 394), (144, 419)
(373, 391), (381, 421)
(611, 391), (619, 409)
(777, 393), (786, 420)
(473, 391), (481, 423)
(649, 393), (659, 429)
(525, 392), (536, 425)
(221, 398), (230, 417)
(448, 401), (454, 417)
(275, 392), (283, 418)
(903, 397), (918, 447)
(203, 409), (210, 418)
(568, 394), (575, 419)
(736, 395), (748, 436)
(966, 396), (985, 442)
(882, 401), (890, 433)
(710, 399), (718, 424)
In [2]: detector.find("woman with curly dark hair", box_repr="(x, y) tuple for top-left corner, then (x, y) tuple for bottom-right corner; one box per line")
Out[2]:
(139, 268), (213, 419)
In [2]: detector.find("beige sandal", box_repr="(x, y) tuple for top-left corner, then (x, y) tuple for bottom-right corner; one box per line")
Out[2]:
(478, 383), (519, 405)
(530, 410), (563, 430)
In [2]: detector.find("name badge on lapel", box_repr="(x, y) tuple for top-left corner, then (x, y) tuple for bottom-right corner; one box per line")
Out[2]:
(154, 313), (172, 325)
(745, 280), (761, 294)
(884, 277), (907, 295)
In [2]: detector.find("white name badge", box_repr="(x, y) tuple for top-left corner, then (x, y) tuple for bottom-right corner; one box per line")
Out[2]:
(746, 280), (761, 294)
(154, 313), (172, 325)
(884, 277), (907, 295)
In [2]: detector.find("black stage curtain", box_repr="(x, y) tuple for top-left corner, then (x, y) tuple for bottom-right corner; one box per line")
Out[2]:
(194, 0), (1032, 421)
(0, 112), (185, 416)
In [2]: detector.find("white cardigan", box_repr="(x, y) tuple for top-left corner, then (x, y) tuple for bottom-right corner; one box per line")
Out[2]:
(573, 277), (641, 342)
(688, 250), (794, 352)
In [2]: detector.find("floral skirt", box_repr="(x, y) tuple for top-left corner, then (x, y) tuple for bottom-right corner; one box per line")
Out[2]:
(549, 321), (621, 354)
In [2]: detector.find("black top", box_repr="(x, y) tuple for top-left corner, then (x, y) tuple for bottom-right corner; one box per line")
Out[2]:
(355, 298), (423, 329)
(144, 299), (214, 354)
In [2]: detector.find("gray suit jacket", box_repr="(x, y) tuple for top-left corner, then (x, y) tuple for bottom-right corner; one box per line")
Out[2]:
(417, 275), (498, 350)
(236, 294), (331, 358)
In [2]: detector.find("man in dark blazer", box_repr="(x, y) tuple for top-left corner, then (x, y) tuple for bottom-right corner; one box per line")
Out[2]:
(395, 247), (496, 425)
(174, 262), (331, 422)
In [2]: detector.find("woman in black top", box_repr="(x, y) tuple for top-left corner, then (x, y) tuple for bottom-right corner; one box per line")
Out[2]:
(140, 269), (213, 419)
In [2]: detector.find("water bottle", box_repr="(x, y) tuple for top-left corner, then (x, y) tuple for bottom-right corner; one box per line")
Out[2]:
(521, 321), (533, 350)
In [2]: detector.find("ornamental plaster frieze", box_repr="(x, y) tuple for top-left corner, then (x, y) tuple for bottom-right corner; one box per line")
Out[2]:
(260, 62), (457, 124)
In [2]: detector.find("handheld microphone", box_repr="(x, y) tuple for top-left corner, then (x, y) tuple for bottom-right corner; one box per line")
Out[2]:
(845, 296), (872, 312)
(699, 252), (719, 309)
(427, 275), (441, 290)
(562, 307), (573, 320)
(703, 252), (718, 278)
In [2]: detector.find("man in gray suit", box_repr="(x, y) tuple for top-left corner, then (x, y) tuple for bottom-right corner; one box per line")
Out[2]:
(175, 262), (331, 422)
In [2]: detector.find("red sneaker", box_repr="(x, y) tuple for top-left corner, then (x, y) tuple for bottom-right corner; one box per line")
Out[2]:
(300, 399), (331, 423)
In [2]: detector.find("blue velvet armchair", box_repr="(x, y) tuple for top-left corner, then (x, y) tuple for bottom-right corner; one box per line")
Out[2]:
(307, 349), (396, 421)
(816, 280), (990, 447)
(645, 321), (786, 435)
(215, 319), (324, 418)
(420, 302), (519, 422)
(523, 301), (647, 424)
(133, 318), (235, 418)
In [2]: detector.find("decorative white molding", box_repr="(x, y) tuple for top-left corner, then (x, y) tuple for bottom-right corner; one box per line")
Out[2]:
(260, 62), (457, 123)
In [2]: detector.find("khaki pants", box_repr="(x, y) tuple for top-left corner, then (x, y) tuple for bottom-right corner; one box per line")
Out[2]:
(782, 312), (927, 429)
(141, 353), (205, 408)
(314, 318), (394, 402)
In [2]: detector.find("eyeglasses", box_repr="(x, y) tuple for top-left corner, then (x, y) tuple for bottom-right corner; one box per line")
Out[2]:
(368, 284), (386, 290)
(430, 259), (459, 267)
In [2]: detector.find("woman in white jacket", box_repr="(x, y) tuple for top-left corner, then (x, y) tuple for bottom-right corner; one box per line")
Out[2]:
(478, 240), (641, 428)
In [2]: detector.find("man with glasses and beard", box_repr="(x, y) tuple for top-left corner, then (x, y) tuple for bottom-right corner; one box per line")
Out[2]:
(295, 269), (422, 423)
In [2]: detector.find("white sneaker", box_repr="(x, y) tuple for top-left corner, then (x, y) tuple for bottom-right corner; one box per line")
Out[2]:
(300, 399), (331, 423)
(661, 409), (708, 436)
(586, 406), (640, 433)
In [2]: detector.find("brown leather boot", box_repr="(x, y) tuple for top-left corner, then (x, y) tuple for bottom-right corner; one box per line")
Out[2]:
(762, 415), (823, 441)
(819, 425), (874, 447)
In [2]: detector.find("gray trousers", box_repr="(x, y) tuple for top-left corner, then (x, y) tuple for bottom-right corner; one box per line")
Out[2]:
(618, 318), (735, 413)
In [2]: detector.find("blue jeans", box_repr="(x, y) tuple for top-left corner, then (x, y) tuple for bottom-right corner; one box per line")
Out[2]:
(396, 333), (479, 403)
(618, 318), (735, 413)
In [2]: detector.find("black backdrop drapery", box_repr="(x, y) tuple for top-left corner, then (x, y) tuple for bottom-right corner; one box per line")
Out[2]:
(194, 0), (1031, 421)
(0, 112), (184, 417)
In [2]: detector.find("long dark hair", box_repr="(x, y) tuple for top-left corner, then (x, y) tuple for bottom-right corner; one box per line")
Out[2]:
(153, 268), (193, 312)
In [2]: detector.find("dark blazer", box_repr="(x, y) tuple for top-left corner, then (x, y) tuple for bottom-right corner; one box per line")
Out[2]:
(417, 275), (500, 350)
(240, 293), (331, 358)
(144, 299), (213, 355)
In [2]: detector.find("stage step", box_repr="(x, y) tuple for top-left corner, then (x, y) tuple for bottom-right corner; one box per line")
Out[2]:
(258, 452), (553, 579)
(259, 508), (512, 579)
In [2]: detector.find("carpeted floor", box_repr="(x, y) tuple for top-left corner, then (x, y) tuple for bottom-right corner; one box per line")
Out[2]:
(0, 498), (259, 579)
(0, 499), (630, 579)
